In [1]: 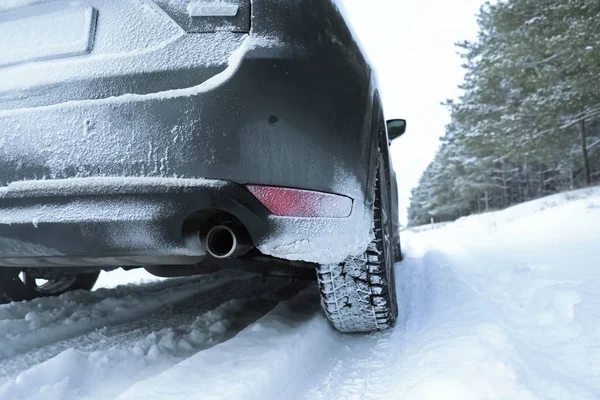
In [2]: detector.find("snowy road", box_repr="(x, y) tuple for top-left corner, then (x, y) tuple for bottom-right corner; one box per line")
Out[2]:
(1, 187), (599, 400)
(0, 273), (306, 400)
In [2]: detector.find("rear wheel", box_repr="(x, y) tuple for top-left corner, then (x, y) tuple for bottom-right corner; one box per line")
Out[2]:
(317, 151), (399, 333)
(0, 268), (100, 304)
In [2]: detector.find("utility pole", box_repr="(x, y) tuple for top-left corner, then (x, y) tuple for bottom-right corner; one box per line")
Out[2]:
(580, 120), (592, 186)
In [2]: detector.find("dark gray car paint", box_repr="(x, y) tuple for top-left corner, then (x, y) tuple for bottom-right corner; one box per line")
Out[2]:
(0, 0), (399, 266)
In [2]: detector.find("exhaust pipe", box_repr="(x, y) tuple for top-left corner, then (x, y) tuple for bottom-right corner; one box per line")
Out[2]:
(203, 223), (253, 259)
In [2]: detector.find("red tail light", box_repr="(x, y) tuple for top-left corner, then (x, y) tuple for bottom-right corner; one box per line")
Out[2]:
(245, 185), (353, 218)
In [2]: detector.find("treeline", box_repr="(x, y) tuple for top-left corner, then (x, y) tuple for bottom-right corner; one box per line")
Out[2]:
(408, 0), (600, 226)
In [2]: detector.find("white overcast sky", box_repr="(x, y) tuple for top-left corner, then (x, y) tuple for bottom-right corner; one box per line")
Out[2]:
(341, 0), (485, 224)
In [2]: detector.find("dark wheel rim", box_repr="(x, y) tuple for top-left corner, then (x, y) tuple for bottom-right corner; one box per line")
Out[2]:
(378, 153), (399, 320)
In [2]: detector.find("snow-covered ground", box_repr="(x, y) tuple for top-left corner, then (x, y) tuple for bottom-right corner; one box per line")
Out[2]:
(0, 187), (598, 399)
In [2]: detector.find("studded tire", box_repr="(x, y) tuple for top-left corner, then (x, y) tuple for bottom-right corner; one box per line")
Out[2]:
(317, 150), (399, 333)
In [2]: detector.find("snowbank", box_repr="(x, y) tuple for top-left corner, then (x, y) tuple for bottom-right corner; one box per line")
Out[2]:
(431, 186), (600, 238)
(397, 186), (600, 399)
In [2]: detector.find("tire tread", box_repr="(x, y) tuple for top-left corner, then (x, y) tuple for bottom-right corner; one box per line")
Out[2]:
(317, 151), (398, 333)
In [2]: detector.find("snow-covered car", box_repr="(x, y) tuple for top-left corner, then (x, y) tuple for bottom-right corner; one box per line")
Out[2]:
(0, 0), (406, 333)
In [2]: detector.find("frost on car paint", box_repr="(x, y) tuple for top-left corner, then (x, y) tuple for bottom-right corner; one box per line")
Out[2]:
(187, 1), (240, 17)
(0, 7), (97, 68)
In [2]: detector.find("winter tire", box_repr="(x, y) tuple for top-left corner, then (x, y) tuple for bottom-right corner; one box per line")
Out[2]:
(317, 150), (399, 333)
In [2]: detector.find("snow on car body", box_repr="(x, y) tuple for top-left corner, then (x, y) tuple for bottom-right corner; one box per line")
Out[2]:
(0, 0), (406, 332)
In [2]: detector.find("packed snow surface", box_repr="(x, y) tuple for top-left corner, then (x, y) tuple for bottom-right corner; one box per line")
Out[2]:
(0, 187), (598, 399)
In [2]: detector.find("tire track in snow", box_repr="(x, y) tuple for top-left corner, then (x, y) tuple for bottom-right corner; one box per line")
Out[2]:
(115, 285), (329, 400)
(0, 273), (268, 381)
(0, 275), (303, 400)
(0, 271), (246, 361)
(111, 259), (421, 400)
(0, 273), (205, 320)
(112, 248), (520, 400)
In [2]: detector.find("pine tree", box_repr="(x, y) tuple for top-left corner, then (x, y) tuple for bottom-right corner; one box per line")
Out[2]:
(408, 0), (600, 227)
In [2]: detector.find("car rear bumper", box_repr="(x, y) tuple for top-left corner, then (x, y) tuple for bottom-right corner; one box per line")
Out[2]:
(0, 178), (372, 267)
(0, 177), (268, 267)
(0, 0), (377, 266)
(0, 42), (368, 200)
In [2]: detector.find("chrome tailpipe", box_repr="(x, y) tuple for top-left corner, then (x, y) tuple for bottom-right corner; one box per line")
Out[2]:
(202, 223), (253, 259)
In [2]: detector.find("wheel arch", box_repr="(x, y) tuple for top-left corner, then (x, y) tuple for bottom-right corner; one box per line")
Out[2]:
(365, 88), (390, 208)
(366, 88), (402, 260)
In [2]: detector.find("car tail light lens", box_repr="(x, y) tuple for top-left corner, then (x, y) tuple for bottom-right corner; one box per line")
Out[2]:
(245, 185), (353, 218)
